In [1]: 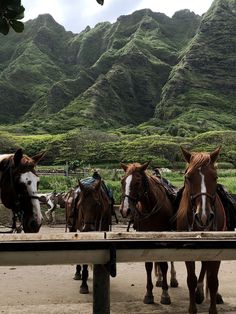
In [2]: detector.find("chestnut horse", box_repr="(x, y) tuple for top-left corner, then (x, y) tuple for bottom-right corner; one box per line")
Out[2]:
(120, 162), (178, 305)
(177, 146), (226, 314)
(0, 148), (44, 233)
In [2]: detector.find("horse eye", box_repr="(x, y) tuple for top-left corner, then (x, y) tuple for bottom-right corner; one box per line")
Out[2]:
(27, 180), (32, 185)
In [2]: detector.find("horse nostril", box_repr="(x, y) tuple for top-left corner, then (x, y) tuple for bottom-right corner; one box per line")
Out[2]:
(209, 211), (215, 221)
(194, 212), (200, 221)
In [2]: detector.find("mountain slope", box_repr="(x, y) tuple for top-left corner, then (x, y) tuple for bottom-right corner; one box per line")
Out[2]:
(154, 0), (236, 136)
(0, 9), (200, 132)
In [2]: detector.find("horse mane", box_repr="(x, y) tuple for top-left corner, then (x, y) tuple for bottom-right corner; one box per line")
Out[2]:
(185, 152), (211, 176)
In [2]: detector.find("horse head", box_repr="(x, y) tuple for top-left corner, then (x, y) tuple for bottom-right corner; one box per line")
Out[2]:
(120, 161), (150, 218)
(179, 146), (222, 230)
(0, 148), (45, 233)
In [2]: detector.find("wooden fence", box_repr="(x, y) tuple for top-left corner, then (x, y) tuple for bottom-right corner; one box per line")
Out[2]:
(0, 231), (236, 313)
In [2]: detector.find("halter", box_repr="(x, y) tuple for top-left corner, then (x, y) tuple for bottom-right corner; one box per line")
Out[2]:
(122, 174), (167, 224)
(0, 158), (40, 233)
(188, 189), (217, 231)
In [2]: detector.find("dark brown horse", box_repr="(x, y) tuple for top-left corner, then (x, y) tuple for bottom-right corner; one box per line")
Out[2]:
(0, 148), (45, 233)
(120, 162), (178, 305)
(77, 178), (111, 293)
(65, 177), (112, 293)
(177, 146), (226, 314)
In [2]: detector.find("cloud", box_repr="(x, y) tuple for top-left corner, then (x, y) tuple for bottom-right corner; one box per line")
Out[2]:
(22, 0), (213, 34)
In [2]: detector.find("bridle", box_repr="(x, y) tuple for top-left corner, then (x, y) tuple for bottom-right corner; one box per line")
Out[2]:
(121, 174), (167, 222)
(0, 159), (40, 233)
(185, 178), (217, 231)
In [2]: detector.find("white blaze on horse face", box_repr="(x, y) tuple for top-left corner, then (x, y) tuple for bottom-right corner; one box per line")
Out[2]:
(123, 174), (132, 216)
(20, 172), (43, 224)
(199, 167), (207, 221)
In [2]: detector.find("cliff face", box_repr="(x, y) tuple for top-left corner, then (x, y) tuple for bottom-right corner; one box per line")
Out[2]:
(155, 0), (236, 136)
(0, 9), (200, 132)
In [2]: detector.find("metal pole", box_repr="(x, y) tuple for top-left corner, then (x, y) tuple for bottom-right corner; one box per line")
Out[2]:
(93, 264), (110, 314)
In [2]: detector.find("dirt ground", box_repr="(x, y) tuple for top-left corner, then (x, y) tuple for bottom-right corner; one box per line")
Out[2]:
(0, 225), (236, 314)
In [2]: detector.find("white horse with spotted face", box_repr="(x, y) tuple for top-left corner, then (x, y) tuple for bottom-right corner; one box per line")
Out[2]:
(0, 149), (45, 233)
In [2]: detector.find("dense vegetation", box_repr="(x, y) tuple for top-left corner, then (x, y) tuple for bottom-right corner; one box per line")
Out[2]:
(0, 0), (236, 169)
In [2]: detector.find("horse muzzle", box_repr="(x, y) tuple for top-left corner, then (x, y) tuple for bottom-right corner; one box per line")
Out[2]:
(81, 223), (96, 232)
(23, 218), (42, 233)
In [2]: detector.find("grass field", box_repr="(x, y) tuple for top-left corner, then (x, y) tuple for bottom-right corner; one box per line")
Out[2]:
(38, 168), (236, 204)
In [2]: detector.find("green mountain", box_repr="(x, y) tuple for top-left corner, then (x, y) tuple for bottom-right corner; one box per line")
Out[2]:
(154, 0), (236, 136)
(0, 1), (236, 167)
(0, 9), (200, 132)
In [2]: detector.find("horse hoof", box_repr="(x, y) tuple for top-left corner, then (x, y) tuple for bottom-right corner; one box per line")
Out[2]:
(143, 295), (154, 304)
(156, 280), (163, 287)
(161, 295), (171, 305)
(170, 278), (179, 288)
(80, 285), (89, 294)
(73, 273), (82, 280)
(195, 289), (204, 304)
(216, 293), (224, 304)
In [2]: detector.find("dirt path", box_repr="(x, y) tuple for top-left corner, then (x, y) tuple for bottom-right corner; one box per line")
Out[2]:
(0, 226), (236, 313)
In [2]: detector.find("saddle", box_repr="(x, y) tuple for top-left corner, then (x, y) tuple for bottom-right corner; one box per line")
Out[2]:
(217, 184), (236, 231)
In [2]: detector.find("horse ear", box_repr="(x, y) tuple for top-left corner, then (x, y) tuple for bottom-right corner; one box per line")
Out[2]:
(14, 148), (23, 166)
(180, 146), (191, 163)
(210, 146), (221, 163)
(31, 151), (46, 164)
(79, 180), (84, 191)
(120, 162), (128, 172)
(139, 161), (150, 172)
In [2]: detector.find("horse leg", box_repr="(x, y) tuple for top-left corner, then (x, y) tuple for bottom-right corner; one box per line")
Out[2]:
(195, 261), (207, 304)
(74, 264), (82, 280)
(143, 262), (154, 304)
(155, 262), (163, 287)
(207, 261), (220, 314)
(170, 261), (178, 288)
(159, 262), (171, 305)
(186, 261), (198, 314)
(79, 264), (89, 294)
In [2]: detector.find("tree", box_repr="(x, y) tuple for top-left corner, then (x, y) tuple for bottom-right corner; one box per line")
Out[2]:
(0, 0), (104, 35)
(0, 0), (25, 35)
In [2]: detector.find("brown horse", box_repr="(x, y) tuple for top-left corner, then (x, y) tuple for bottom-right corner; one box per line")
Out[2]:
(77, 178), (111, 293)
(120, 162), (178, 305)
(177, 146), (226, 314)
(64, 176), (112, 293)
(0, 148), (45, 233)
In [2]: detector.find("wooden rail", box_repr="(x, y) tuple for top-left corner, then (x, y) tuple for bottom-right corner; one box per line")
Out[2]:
(0, 231), (236, 314)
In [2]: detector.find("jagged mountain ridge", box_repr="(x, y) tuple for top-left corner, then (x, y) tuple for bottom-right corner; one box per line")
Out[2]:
(0, 9), (200, 132)
(154, 0), (236, 136)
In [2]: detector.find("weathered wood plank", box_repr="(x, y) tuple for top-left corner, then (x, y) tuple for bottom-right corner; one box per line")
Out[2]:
(106, 231), (236, 240)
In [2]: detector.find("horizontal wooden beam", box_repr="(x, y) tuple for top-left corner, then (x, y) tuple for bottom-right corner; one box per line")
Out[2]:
(0, 231), (235, 266)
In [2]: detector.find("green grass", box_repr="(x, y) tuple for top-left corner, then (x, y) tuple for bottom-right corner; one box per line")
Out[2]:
(38, 168), (236, 203)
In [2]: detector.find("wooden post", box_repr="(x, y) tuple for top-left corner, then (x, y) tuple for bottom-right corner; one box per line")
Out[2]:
(93, 264), (110, 314)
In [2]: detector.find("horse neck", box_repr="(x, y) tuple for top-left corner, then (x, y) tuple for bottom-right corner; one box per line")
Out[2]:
(140, 175), (173, 215)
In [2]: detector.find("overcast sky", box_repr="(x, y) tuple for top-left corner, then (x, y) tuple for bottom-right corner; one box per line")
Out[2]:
(23, 0), (214, 34)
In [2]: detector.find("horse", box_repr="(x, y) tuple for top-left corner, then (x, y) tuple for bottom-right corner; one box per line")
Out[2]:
(0, 148), (45, 233)
(64, 174), (113, 292)
(75, 177), (111, 293)
(39, 191), (66, 223)
(176, 146), (226, 314)
(119, 162), (178, 305)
